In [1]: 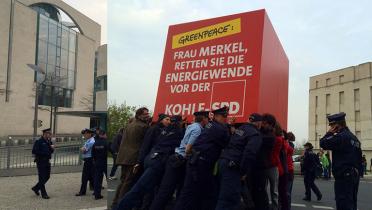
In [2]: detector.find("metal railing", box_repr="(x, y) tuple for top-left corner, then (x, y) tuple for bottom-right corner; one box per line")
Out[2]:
(0, 141), (83, 171)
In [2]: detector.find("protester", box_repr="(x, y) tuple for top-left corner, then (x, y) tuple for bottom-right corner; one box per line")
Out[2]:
(108, 127), (124, 180)
(31, 128), (55, 199)
(302, 142), (322, 201)
(111, 107), (150, 209)
(320, 151), (330, 179)
(285, 131), (295, 210)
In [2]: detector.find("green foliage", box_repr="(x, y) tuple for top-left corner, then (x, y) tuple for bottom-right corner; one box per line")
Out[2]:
(107, 104), (136, 141)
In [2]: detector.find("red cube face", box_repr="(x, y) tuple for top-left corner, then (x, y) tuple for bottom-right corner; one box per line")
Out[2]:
(153, 9), (289, 128)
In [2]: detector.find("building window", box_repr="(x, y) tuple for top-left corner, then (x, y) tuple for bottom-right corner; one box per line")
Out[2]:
(326, 78), (331, 86)
(355, 111), (360, 122)
(316, 81), (319, 88)
(356, 131), (361, 139)
(315, 114), (318, 125)
(339, 75), (344, 83)
(354, 88), (360, 102)
(35, 13), (77, 108)
(95, 75), (107, 91)
(339, 91), (344, 105)
(326, 94), (331, 107)
(315, 96), (318, 107)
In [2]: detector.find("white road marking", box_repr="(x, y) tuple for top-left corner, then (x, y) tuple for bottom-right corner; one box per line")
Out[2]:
(78, 207), (106, 210)
(107, 189), (115, 192)
(312, 205), (334, 209)
(291, 203), (306, 207)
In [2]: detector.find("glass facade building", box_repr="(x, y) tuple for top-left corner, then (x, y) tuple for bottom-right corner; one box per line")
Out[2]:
(34, 7), (77, 108)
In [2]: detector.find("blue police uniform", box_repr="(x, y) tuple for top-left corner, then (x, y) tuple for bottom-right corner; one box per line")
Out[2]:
(150, 122), (204, 210)
(92, 135), (108, 199)
(320, 113), (362, 210)
(76, 133), (95, 196)
(173, 119), (230, 210)
(32, 134), (54, 198)
(115, 124), (184, 210)
(215, 123), (262, 210)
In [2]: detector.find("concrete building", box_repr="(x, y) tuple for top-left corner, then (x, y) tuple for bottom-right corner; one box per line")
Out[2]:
(309, 62), (372, 168)
(0, 0), (105, 138)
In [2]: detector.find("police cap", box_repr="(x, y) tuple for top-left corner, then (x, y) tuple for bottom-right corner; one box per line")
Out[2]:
(327, 112), (346, 125)
(212, 106), (229, 117)
(249, 113), (262, 122)
(193, 111), (209, 118)
(157, 113), (170, 122)
(81, 128), (94, 134)
(171, 115), (182, 123)
(303, 142), (313, 149)
(42, 128), (51, 133)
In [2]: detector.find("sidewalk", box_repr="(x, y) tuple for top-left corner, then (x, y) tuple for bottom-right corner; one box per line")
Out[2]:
(0, 172), (107, 210)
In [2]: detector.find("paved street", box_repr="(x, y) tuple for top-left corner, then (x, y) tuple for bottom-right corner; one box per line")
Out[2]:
(107, 163), (372, 210)
(0, 172), (107, 210)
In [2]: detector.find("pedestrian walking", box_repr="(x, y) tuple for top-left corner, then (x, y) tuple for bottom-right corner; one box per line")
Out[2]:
(215, 113), (263, 210)
(302, 142), (322, 202)
(31, 128), (55, 199)
(150, 111), (209, 210)
(108, 127), (124, 180)
(173, 106), (230, 210)
(361, 155), (367, 177)
(92, 130), (108, 200)
(285, 131), (295, 210)
(320, 151), (329, 179)
(320, 112), (362, 210)
(75, 128), (96, 196)
(275, 124), (289, 210)
(111, 107), (150, 209)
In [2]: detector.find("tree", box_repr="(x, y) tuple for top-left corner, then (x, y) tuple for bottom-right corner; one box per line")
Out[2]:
(107, 103), (136, 141)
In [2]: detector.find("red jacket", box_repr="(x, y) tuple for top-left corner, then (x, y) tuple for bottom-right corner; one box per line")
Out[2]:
(284, 140), (294, 174)
(271, 136), (284, 176)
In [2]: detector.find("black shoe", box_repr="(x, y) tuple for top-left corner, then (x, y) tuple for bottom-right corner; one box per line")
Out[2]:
(41, 195), (50, 199)
(31, 187), (40, 196)
(75, 193), (86, 196)
(302, 197), (311, 201)
(317, 194), (322, 201)
(95, 195), (104, 200)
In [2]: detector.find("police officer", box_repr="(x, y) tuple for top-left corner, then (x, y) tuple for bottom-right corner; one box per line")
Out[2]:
(150, 111), (210, 210)
(32, 128), (54, 199)
(114, 115), (184, 210)
(302, 142), (322, 201)
(320, 112), (362, 210)
(174, 106), (230, 210)
(92, 129), (108, 200)
(215, 113), (263, 210)
(76, 128), (96, 196)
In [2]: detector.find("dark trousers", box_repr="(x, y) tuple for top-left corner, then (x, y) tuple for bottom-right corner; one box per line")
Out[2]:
(287, 173), (294, 210)
(250, 170), (269, 210)
(115, 154), (167, 210)
(150, 154), (186, 210)
(173, 160), (217, 210)
(215, 159), (242, 210)
(94, 162), (107, 197)
(335, 174), (359, 210)
(110, 154), (118, 177)
(79, 158), (95, 194)
(34, 160), (51, 196)
(304, 171), (321, 199)
(278, 174), (289, 210)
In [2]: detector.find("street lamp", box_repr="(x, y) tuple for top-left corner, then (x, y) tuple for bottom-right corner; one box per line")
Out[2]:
(26, 64), (46, 140)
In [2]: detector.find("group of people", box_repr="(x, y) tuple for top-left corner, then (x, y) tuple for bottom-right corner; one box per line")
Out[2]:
(110, 106), (297, 210)
(31, 127), (108, 200)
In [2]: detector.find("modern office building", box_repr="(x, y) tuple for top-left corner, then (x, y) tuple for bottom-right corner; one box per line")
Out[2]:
(309, 62), (372, 161)
(0, 0), (105, 138)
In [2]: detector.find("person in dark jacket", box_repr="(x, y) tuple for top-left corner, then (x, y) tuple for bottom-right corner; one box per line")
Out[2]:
(114, 115), (185, 210)
(174, 106), (230, 210)
(92, 130), (108, 200)
(250, 113), (276, 210)
(320, 112), (362, 210)
(108, 127), (124, 180)
(31, 128), (55, 199)
(215, 113), (263, 210)
(302, 142), (322, 201)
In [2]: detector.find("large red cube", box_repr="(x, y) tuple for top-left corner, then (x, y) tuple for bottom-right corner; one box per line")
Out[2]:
(153, 9), (289, 128)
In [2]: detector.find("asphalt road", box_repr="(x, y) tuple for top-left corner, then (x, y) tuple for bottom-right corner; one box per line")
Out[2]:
(107, 164), (372, 210)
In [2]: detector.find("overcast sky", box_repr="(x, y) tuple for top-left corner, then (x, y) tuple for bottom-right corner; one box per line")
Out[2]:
(81, 0), (372, 145)
(62, 0), (107, 43)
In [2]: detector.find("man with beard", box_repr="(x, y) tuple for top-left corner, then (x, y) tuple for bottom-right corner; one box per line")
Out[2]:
(215, 113), (263, 210)
(173, 106), (230, 210)
(114, 115), (184, 210)
(150, 111), (210, 210)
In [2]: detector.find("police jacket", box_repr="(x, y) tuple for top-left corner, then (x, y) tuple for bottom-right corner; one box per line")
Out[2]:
(151, 124), (184, 155)
(32, 137), (54, 160)
(92, 137), (108, 165)
(137, 123), (164, 165)
(320, 127), (362, 174)
(192, 120), (230, 164)
(220, 123), (262, 175)
(254, 129), (275, 170)
(303, 149), (319, 173)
